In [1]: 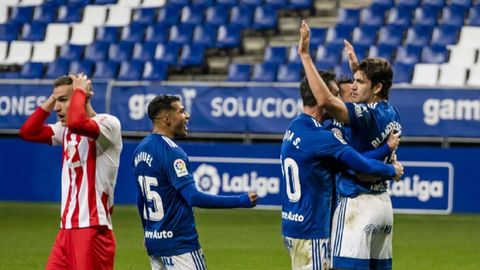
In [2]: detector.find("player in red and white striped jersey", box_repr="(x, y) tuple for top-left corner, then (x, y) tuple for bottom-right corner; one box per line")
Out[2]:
(19, 74), (122, 270)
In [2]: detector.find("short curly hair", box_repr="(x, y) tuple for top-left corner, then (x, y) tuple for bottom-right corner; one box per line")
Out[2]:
(357, 57), (393, 100)
(147, 94), (180, 121)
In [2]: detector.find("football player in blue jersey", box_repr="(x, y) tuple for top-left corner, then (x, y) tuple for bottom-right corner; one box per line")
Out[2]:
(132, 95), (257, 270)
(281, 70), (404, 270)
(298, 20), (403, 270)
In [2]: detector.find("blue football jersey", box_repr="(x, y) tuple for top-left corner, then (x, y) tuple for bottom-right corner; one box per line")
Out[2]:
(132, 134), (200, 257)
(336, 101), (402, 197)
(281, 113), (352, 239)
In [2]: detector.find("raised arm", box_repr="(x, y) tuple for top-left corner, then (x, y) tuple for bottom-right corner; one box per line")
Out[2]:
(179, 182), (257, 208)
(298, 20), (350, 123)
(18, 96), (56, 144)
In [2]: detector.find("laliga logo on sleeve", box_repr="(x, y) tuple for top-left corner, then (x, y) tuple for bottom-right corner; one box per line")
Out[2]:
(193, 164), (221, 195)
(174, 159), (189, 177)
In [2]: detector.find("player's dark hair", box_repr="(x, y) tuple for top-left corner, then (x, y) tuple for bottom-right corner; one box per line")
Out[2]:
(300, 70), (337, 107)
(53, 76), (73, 88)
(147, 94), (181, 121)
(337, 76), (353, 98)
(357, 57), (393, 99)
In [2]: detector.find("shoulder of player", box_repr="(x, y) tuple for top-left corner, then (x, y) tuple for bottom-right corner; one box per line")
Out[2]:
(93, 114), (121, 129)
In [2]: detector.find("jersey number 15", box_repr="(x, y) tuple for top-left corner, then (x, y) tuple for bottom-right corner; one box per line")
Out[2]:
(137, 175), (165, 221)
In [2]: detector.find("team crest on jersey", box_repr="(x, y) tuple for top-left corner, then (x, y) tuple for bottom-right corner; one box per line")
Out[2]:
(173, 159), (188, 177)
(331, 128), (347, 144)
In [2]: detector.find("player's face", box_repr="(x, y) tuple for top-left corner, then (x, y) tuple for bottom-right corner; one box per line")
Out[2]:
(52, 85), (73, 126)
(352, 71), (376, 103)
(169, 101), (190, 137)
(339, 82), (353, 102)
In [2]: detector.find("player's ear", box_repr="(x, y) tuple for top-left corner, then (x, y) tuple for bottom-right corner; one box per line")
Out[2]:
(373, 82), (382, 95)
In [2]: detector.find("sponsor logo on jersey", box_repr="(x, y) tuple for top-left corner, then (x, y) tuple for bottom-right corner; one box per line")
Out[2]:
(281, 211), (304, 222)
(331, 128), (347, 145)
(173, 159), (188, 177)
(364, 224), (392, 235)
(388, 174), (444, 202)
(145, 230), (174, 239)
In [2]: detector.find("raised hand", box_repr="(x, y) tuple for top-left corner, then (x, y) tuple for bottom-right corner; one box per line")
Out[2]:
(248, 192), (258, 207)
(344, 40), (359, 72)
(298, 20), (311, 58)
(392, 160), (404, 182)
(387, 130), (401, 151)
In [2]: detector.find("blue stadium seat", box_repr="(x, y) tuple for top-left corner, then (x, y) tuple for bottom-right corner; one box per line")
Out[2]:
(396, 0), (419, 9)
(143, 61), (168, 81)
(360, 5), (386, 27)
(277, 63), (302, 82)
(57, 5), (82, 23)
(430, 25), (460, 46)
(84, 41), (109, 61)
(179, 44), (205, 66)
(68, 0), (91, 5)
(287, 0), (313, 10)
(169, 24), (194, 45)
(377, 25), (407, 47)
(145, 24), (170, 43)
(32, 4), (57, 23)
(132, 8), (157, 26)
(439, 4), (468, 26)
(369, 44), (396, 62)
(341, 44), (369, 64)
(251, 63), (278, 82)
(96, 26), (119, 43)
(239, 0), (263, 6)
(205, 6), (229, 27)
(336, 8), (361, 27)
(309, 27), (327, 48)
(314, 44), (342, 70)
(0, 23), (20, 41)
(405, 25), (434, 47)
(121, 23), (146, 43)
(394, 45), (422, 65)
(10, 6), (34, 24)
(21, 23), (46, 41)
(265, 0), (288, 10)
(371, 0), (394, 9)
(264, 46), (287, 65)
(387, 6), (414, 27)
(217, 25), (242, 48)
(180, 6), (205, 26)
(325, 25), (353, 46)
(192, 24), (217, 47)
(414, 6), (441, 27)
(117, 60), (144, 81)
(392, 62), (414, 83)
(132, 42), (157, 62)
(193, 0), (216, 8)
(157, 5), (181, 27)
(20, 62), (44, 79)
(45, 59), (70, 79)
(94, 0), (117, 4)
(169, 0), (190, 5)
(59, 44), (85, 61)
(108, 42), (133, 63)
(92, 60), (119, 79)
(450, 0), (472, 8)
(467, 5), (480, 26)
(334, 62), (352, 79)
(70, 60), (94, 77)
(421, 45), (448, 63)
(287, 45), (301, 64)
(252, 6), (278, 30)
(352, 25), (379, 47)
(421, 0), (446, 9)
(155, 43), (180, 65)
(227, 63), (251, 82)
(217, 0), (238, 7)
(229, 5), (253, 28)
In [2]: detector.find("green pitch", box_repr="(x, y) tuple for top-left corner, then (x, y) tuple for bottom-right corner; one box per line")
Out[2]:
(1, 202), (479, 270)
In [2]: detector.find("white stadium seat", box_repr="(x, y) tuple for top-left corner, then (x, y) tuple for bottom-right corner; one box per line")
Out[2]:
(0, 5), (9, 23)
(105, 6), (132, 26)
(142, 0), (166, 7)
(456, 26), (480, 49)
(70, 24), (95, 45)
(0, 41), (8, 64)
(5, 41), (32, 64)
(19, 0), (44, 5)
(412, 63), (439, 86)
(117, 0), (142, 7)
(448, 46), (477, 66)
(82, 5), (108, 26)
(31, 42), (57, 63)
(466, 66), (480, 87)
(44, 24), (70, 45)
(438, 64), (468, 87)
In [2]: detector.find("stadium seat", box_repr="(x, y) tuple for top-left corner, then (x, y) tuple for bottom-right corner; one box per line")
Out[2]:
(96, 26), (119, 43)
(169, 24), (194, 45)
(105, 6), (132, 26)
(392, 62), (414, 84)
(205, 6), (229, 27)
(439, 5), (468, 27)
(405, 25), (433, 47)
(84, 41), (109, 61)
(387, 6), (414, 27)
(108, 41), (133, 62)
(377, 25), (407, 47)
(141, 0), (166, 7)
(145, 24), (170, 43)
(193, 0), (216, 8)
(448, 46), (476, 66)
(117, 60), (144, 80)
(240, 0), (263, 6)
(422, 0), (446, 9)
(277, 63), (302, 82)
(466, 5), (480, 26)
(334, 62), (352, 78)
(9, 6), (34, 24)
(70, 60), (94, 77)
(157, 5), (181, 27)
(192, 24), (217, 47)
(456, 26), (480, 47)
(351, 25), (379, 47)
(265, 0), (288, 10)
(132, 42), (157, 62)
(59, 44), (85, 61)
(450, 0), (472, 9)
(414, 6), (441, 27)
(44, 23), (70, 45)
(0, 23), (20, 41)
(4, 41), (32, 64)
(341, 44), (369, 63)
(169, 0), (190, 5)
(82, 5), (108, 26)
(369, 44), (396, 62)
(121, 23), (146, 43)
(155, 43), (180, 65)
(314, 44), (342, 70)
(421, 45), (448, 64)
(360, 5), (386, 27)
(132, 8), (157, 25)
(309, 27), (327, 48)
(70, 24), (95, 45)
(336, 8), (361, 27)
(20, 62), (44, 79)
(117, 0), (142, 6)
(371, 0), (393, 9)
(411, 63), (439, 86)
(68, 0), (91, 6)
(0, 6), (8, 24)
(179, 44), (205, 66)
(395, 45), (422, 65)
(94, 0), (118, 3)
(180, 5), (205, 26)
(32, 4), (57, 24)
(227, 63), (251, 81)
(396, 0), (420, 8)
(217, 0), (238, 7)
(21, 22), (47, 41)
(438, 64), (467, 86)
(264, 46), (287, 65)
(466, 65), (480, 86)
(287, 45), (302, 64)
(430, 25), (460, 46)
(229, 5), (253, 28)
(252, 6), (278, 30)
(45, 59), (70, 79)
(325, 25), (354, 46)
(143, 61), (168, 81)
(251, 63), (278, 82)
(31, 43), (57, 63)
(92, 60), (119, 80)
(287, 0), (313, 10)
(57, 5), (82, 23)
(217, 25), (242, 48)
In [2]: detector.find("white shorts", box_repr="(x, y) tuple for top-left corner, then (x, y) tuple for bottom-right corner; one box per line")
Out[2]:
(331, 192), (393, 270)
(149, 249), (206, 270)
(283, 236), (330, 270)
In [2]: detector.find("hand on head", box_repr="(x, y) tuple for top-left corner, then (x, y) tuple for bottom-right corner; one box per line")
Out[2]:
(69, 73), (94, 99)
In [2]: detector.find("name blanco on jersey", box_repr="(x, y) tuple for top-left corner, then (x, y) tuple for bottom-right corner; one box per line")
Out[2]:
(134, 151), (153, 167)
(370, 121), (401, 148)
(145, 230), (174, 239)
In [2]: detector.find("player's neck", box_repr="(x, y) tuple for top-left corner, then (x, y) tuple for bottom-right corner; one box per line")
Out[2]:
(152, 128), (172, 138)
(304, 106), (323, 122)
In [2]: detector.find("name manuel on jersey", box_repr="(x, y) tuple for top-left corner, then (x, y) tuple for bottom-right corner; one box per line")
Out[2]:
(134, 152), (153, 167)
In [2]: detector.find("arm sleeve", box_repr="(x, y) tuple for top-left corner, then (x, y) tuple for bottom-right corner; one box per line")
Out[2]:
(18, 107), (54, 144)
(346, 102), (373, 132)
(66, 89), (100, 139)
(338, 147), (396, 178)
(179, 182), (252, 208)
(361, 143), (390, 160)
